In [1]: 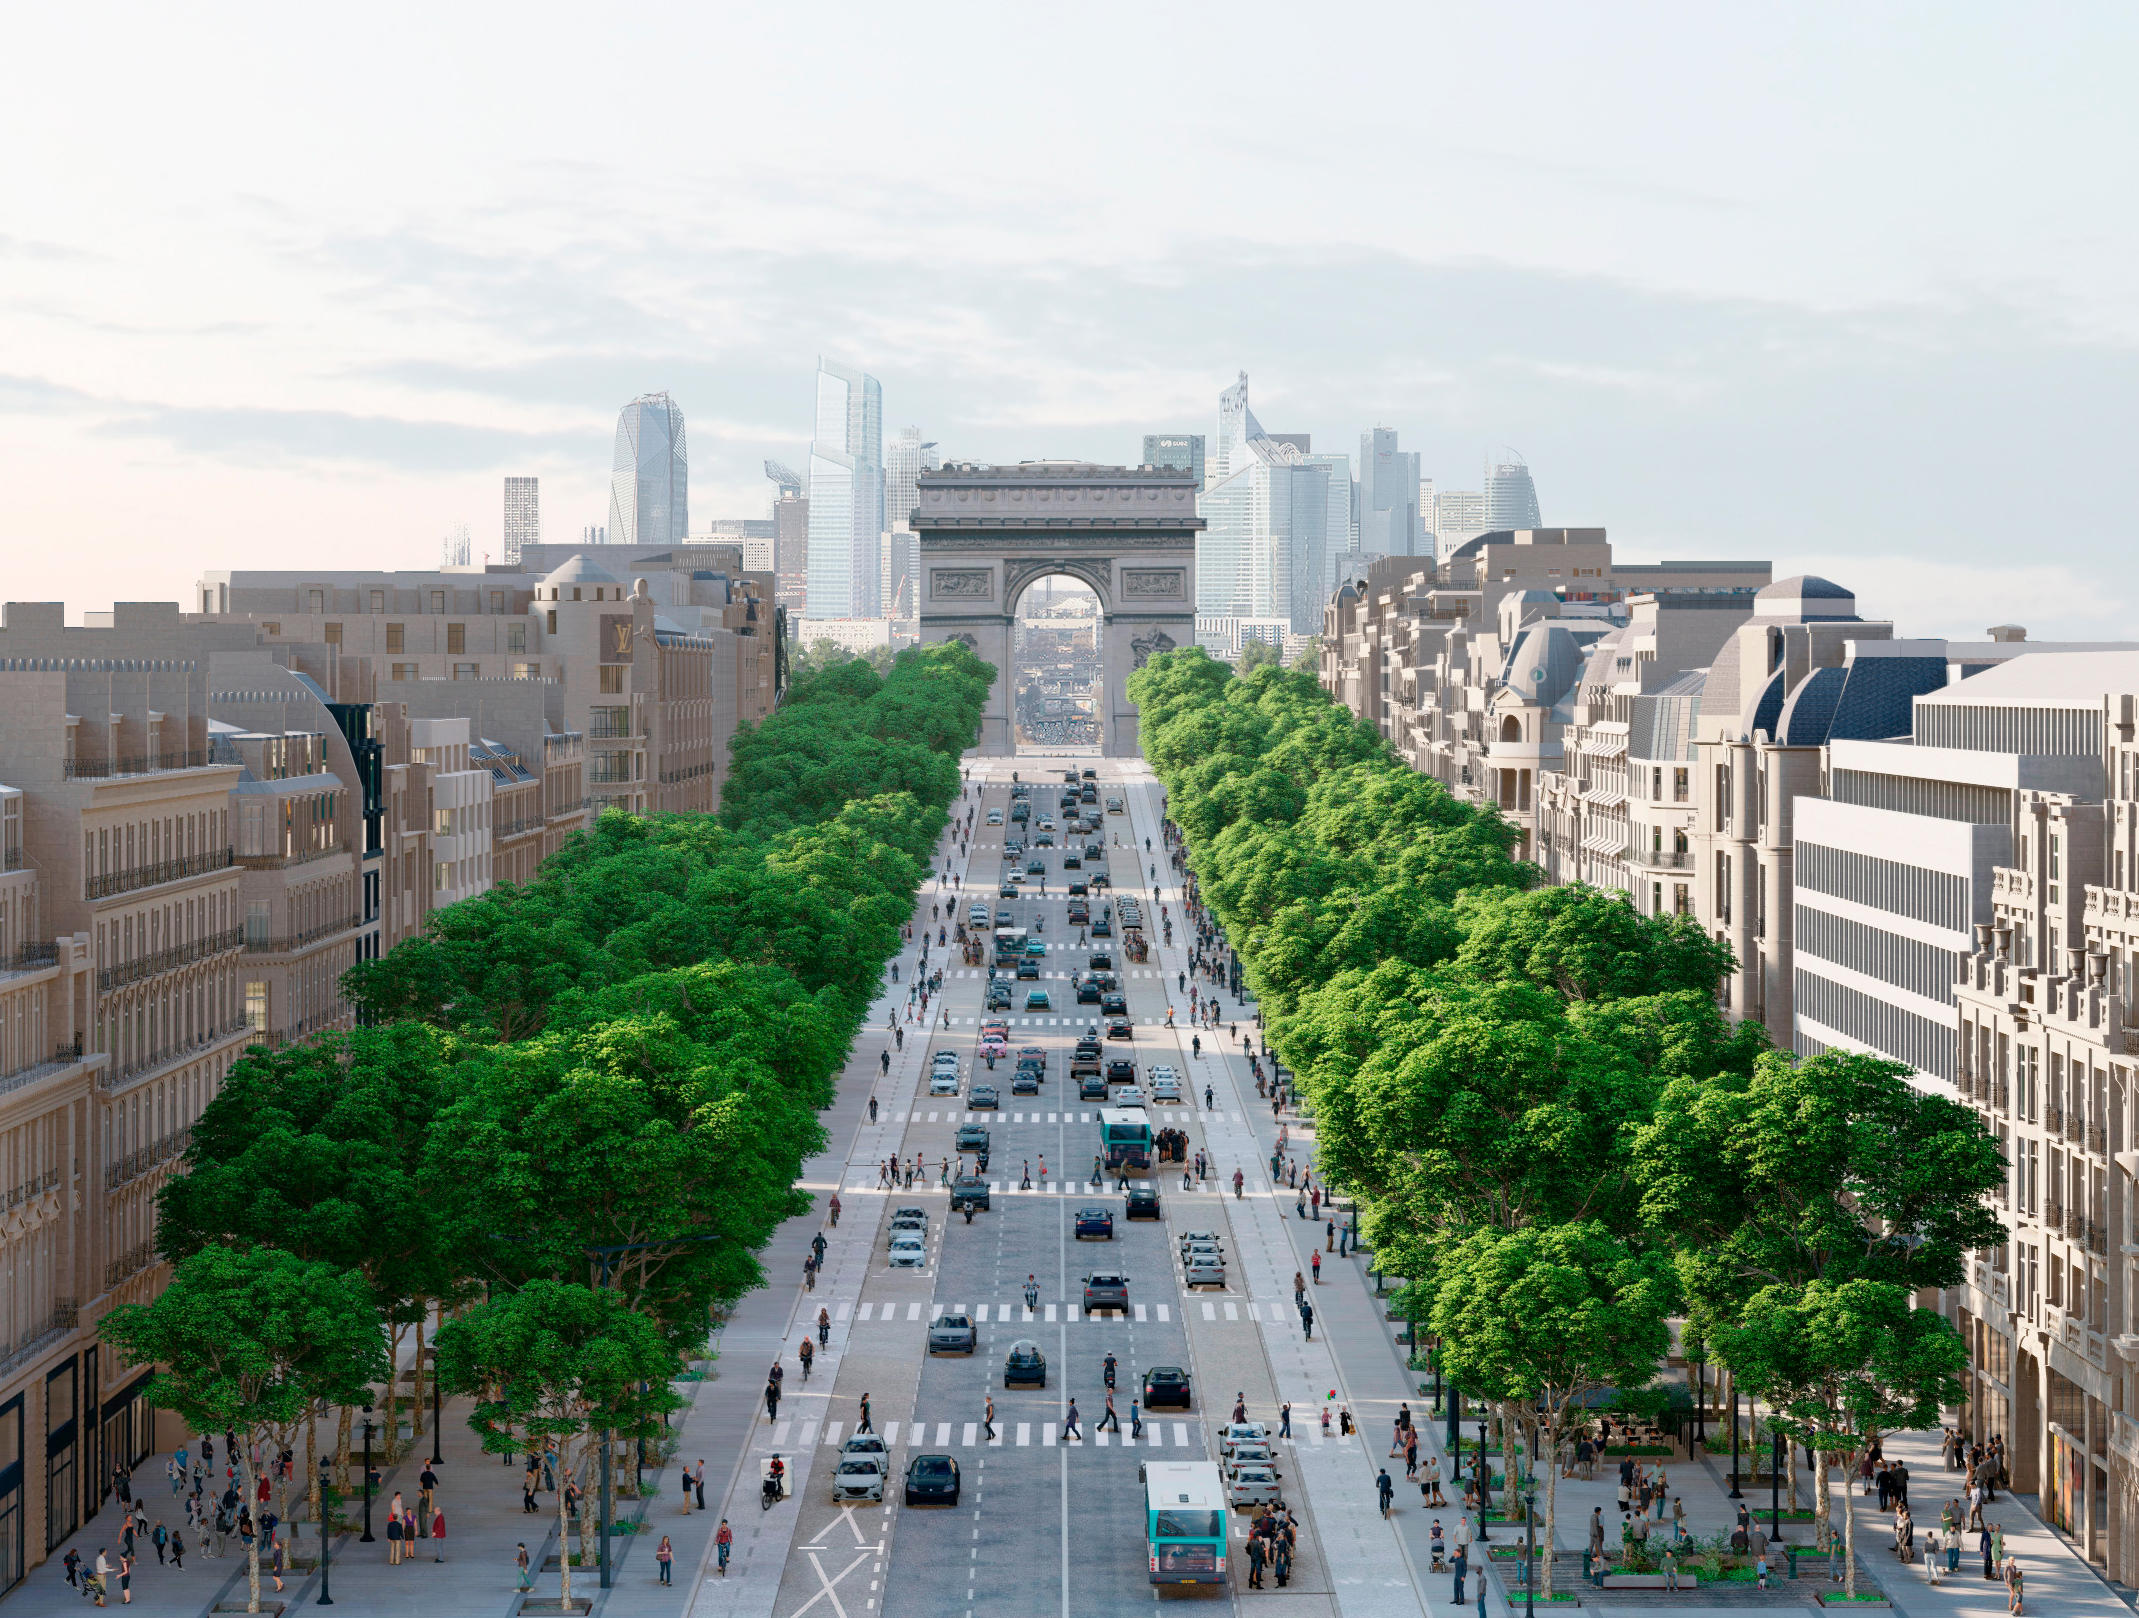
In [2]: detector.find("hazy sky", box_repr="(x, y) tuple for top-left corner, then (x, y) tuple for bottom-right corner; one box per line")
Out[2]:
(5, 2), (2136, 637)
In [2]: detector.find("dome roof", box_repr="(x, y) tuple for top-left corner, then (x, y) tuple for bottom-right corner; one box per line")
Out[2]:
(1502, 623), (1587, 710)
(542, 553), (621, 588)
(1754, 574), (1857, 621)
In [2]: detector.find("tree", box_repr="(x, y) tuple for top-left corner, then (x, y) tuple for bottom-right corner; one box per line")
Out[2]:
(1716, 1279), (1966, 1595)
(434, 1280), (681, 1605)
(101, 1247), (386, 1614)
(1237, 638), (1284, 673)
(1429, 1222), (1675, 1595)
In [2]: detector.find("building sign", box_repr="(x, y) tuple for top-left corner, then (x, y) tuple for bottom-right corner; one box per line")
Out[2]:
(600, 614), (634, 663)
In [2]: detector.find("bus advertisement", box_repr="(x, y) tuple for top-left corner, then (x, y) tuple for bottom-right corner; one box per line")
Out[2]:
(1143, 1461), (1227, 1585)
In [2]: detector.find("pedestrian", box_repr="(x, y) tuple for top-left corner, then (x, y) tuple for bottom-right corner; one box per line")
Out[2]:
(1406, 1433), (1420, 1479)
(1311, 1250), (1321, 1283)
(765, 1378), (781, 1421)
(1064, 1399), (1082, 1441)
(657, 1535), (674, 1586)
(91, 1549), (112, 1607)
(1377, 1468), (1394, 1515)
(522, 1463), (539, 1514)
(431, 1507), (446, 1562)
(1661, 1545), (1679, 1592)
(1424, 1454), (1445, 1506)
(150, 1520), (167, 1565)
(1099, 1393), (1120, 1433)
(1751, 1525), (1768, 1588)
(694, 1460), (707, 1512)
(1280, 1402), (1292, 1439)
(418, 1462), (437, 1534)
(1233, 1394), (1248, 1426)
(267, 1537), (282, 1594)
(1131, 1400), (1144, 1439)
(1246, 1534), (1266, 1589)
(2008, 1557), (2024, 1614)
(387, 1506), (403, 1564)
(984, 1398), (997, 1442)
(517, 1542), (533, 1591)
(168, 1531), (185, 1571)
(1340, 1406), (1353, 1438)
(858, 1393), (873, 1434)
(1301, 1301), (1314, 1339)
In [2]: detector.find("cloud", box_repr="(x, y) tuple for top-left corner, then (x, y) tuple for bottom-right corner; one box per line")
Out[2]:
(95, 404), (588, 473)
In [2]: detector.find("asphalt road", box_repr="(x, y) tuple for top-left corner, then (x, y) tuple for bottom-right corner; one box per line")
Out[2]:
(729, 758), (1338, 1618)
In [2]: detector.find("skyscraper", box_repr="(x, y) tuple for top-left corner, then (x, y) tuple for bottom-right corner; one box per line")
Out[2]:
(1143, 434), (1206, 488)
(1213, 372), (1258, 482)
(1305, 452), (1357, 589)
(441, 521), (472, 567)
(881, 428), (938, 620)
(764, 460), (810, 618)
(608, 392), (689, 547)
(502, 476), (539, 565)
(1433, 489), (1486, 561)
(807, 359), (885, 618)
(1199, 439), (1330, 634)
(1485, 453), (1542, 531)
(581, 524), (608, 546)
(1357, 428), (1421, 556)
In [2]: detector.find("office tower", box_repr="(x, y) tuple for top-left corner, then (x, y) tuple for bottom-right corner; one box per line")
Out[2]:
(582, 524), (608, 546)
(608, 391), (689, 548)
(765, 461), (810, 618)
(1485, 452), (1542, 531)
(1357, 428), (1421, 556)
(1418, 476), (1436, 559)
(1433, 490), (1485, 560)
(1200, 441), (1330, 634)
(1213, 372), (1258, 481)
(441, 521), (472, 567)
(1305, 452), (1357, 588)
(502, 477), (539, 565)
(1144, 434), (1206, 488)
(807, 359), (885, 618)
(883, 427), (938, 615)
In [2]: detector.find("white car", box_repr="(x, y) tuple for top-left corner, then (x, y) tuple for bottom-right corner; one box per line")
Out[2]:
(929, 1072), (960, 1095)
(833, 1454), (886, 1502)
(1148, 1069), (1182, 1101)
(1178, 1231), (1226, 1258)
(1218, 1422), (1273, 1458)
(986, 809), (1004, 825)
(888, 1232), (927, 1268)
(1113, 1087), (1148, 1109)
(1228, 1463), (1283, 1508)
(1225, 1443), (1279, 1476)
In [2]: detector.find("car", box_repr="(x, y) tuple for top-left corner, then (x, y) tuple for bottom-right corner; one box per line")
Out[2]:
(981, 1019), (1011, 1040)
(1083, 1272), (1129, 1312)
(888, 1231), (926, 1268)
(986, 983), (1014, 1010)
(1068, 900), (1091, 921)
(1082, 768), (1098, 780)
(950, 1175), (990, 1212)
(834, 1454), (887, 1502)
(1076, 978), (1101, 1004)
(1018, 1045), (1048, 1066)
(1142, 1365), (1192, 1408)
(1011, 1072), (1040, 1095)
(1106, 1017), (1132, 1039)
(929, 1071), (960, 1095)
(994, 907), (1014, 926)
(1025, 988), (1051, 1011)
(1148, 1071), (1181, 1102)
(1106, 796), (1124, 814)
(1091, 918), (1112, 938)
(1087, 951), (1113, 970)
(1034, 833), (1054, 848)
(969, 1084), (999, 1109)
(1078, 1073), (1107, 1101)
(932, 1049), (961, 1069)
(986, 808), (1004, 824)
(928, 1313), (978, 1355)
(1007, 871), (1028, 886)
(1114, 1087), (1148, 1110)
(1074, 1034), (1102, 1057)
(1226, 1444), (1281, 1480)
(1228, 1464), (1283, 1509)
(1011, 803), (1029, 822)
(1184, 1253), (1227, 1289)
(843, 1432), (889, 1460)
(1003, 1340), (1047, 1387)
(969, 902), (990, 922)
(1074, 1205), (1114, 1240)
(955, 1124), (990, 1153)
(1038, 817), (1056, 831)
(1062, 853), (1081, 869)
(1106, 1059), (1136, 1084)
(1015, 958), (1039, 981)
(1217, 1422), (1273, 1459)
(890, 1206), (928, 1232)
(904, 1453), (961, 1506)
(1101, 992), (1128, 1016)
(998, 883), (1018, 899)
(1125, 1184), (1161, 1219)
(1026, 859), (1046, 876)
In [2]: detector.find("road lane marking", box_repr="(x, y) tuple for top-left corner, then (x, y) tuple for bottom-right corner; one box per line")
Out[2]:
(1173, 1423), (1190, 1447)
(1017, 1423), (1031, 1446)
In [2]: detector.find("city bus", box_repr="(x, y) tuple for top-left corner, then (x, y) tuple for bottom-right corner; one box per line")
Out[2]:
(1142, 1461), (1227, 1585)
(1098, 1107), (1152, 1173)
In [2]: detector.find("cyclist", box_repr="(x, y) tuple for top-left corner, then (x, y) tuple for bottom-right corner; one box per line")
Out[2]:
(1192, 1034), (1202, 1059)
(816, 1307), (831, 1348)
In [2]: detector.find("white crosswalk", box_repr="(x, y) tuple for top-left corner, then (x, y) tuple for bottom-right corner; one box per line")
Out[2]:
(767, 1417), (1238, 1452)
(892, 1110), (1225, 1125)
(850, 1299), (1176, 1323)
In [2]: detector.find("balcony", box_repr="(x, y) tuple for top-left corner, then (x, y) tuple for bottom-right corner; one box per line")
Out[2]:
(99, 926), (244, 992)
(105, 1126), (191, 1191)
(102, 1241), (157, 1291)
(243, 915), (360, 955)
(585, 712), (637, 740)
(232, 843), (349, 871)
(249, 1005), (357, 1050)
(0, 1301), (78, 1378)
(62, 750), (217, 780)
(97, 1018), (252, 1090)
(494, 816), (545, 841)
(0, 1043), (88, 1098)
(547, 797), (588, 819)
(2048, 1101), (2065, 1134)
(85, 847), (233, 901)
(2, 1169), (58, 1211)
(1626, 844), (1693, 870)
(0, 943), (59, 976)
(2065, 1207), (2086, 1242)
(2091, 1122), (2109, 1154)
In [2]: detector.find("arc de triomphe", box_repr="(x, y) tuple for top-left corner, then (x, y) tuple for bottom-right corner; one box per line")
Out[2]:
(912, 462), (1202, 757)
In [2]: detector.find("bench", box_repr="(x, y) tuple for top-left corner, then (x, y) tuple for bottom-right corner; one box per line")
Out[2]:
(1597, 1573), (1674, 1589)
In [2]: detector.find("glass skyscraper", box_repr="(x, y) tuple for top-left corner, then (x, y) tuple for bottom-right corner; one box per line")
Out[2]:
(1357, 428), (1421, 557)
(1485, 454), (1542, 531)
(608, 392), (688, 547)
(807, 359), (885, 618)
(1143, 433), (1206, 488)
(502, 476), (539, 565)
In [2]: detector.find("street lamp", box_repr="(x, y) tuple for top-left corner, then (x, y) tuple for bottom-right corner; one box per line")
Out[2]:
(1728, 1384), (1743, 1499)
(1770, 1425), (1784, 1545)
(316, 1463), (335, 1605)
(1477, 1419), (1492, 1541)
(429, 1348), (443, 1466)
(359, 1407), (377, 1542)
(1521, 1473), (1539, 1618)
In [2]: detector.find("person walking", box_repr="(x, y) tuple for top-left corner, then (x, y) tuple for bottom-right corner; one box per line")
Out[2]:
(1063, 1399), (1083, 1441)
(1246, 1533), (1266, 1589)
(1311, 1249), (1321, 1284)
(2008, 1557), (2025, 1614)
(716, 1518), (733, 1576)
(1280, 1402), (1292, 1439)
(857, 1393), (873, 1434)
(386, 1505), (403, 1564)
(431, 1507), (446, 1561)
(984, 1398), (997, 1443)
(1301, 1300), (1315, 1339)
(168, 1531), (185, 1571)
(516, 1542), (533, 1591)
(657, 1535), (674, 1586)
(1377, 1468), (1395, 1515)
(1099, 1392), (1120, 1433)
(765, 1378), (781, 1421)
(1131, 1400), (1144, 1440)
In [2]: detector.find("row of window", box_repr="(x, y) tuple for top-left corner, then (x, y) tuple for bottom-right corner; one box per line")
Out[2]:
(1794, 903), (1959, 1006)
(1796, 840), (1971, 932)
(1793, 967), (1957, 1082)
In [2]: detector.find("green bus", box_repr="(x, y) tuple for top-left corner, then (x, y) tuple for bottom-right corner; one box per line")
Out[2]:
(1142, 1461), (1227, 1585)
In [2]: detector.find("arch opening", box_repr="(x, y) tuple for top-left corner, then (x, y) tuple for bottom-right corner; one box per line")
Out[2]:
(1011, 573), (1103, 754)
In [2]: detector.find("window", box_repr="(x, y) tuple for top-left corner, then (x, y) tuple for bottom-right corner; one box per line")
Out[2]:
(245, 902), (270, 946)
(324, 623), (342, 646)
(263, 622), (280, 636)
(1652, 766), (1663, 801)
(245, 981), (268, 1032)
(512, 662), (540, 680)
(507, 622), (527, 652)
(369, 589), (385, 613)
(44, 1361), (75, 1552)
(429, 590), (446, 613)
(386, 623), (404, 653)
(546, 609), (558, 634)
(1674, 767), (1689, 802)
(308, 589), (324, 613)
(489, 591), (507, 614)
(434, 862), (451, 891)
(391, 663), (418, 682)
(433, 808), (454, 837)
(453, 663), (480, 680)
(599, 665), (626, 695)
(0, 1393), (22, 1595)
(446, 623), (466, 654)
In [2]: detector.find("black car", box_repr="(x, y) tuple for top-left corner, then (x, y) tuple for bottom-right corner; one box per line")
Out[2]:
(1089, 951), (1114, 971)
(1068, 882), (1088, 898)
(1011, 1072), (1040, 1095)
(1015, 958), (1040, 980)
(1106, 1017), (1132, 1040)
(950, 1175), (990, 1212)
(1026, 859), (1045, 875)
(1074, 1036), (1102, 1059)
(1078, 1073), (1107, 1101)
(955, 1124), (991, 1153)
(996, 908), (1014, 926)
(1085, 842), (1104, 859)
(1003, 1340), (1047, 1387)
(1077, 978), (1102, 1004)
(998, 883), (1017, 899)
(1125, 1185), (1161, 1219)
(1062, 853), (1082, 869)
(1106, 1058), (1136, 1083)
(1142, 1365), (1192, 1408)
(928, 1314), (978, 1355)
(1091, 917), (1112, 937)
(905, 1453), (960, 1506)
(1101, 992), (1128, 1016)
(986, 984), (1014, 1010)
(969, 1085), (999, 1109)
(1074, 1205), (1115, 1240)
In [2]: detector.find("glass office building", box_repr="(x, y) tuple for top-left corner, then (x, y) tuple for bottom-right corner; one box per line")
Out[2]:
(608, 393), (689, 547)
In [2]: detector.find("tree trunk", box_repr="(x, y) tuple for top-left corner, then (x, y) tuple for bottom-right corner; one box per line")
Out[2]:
(335, 1403), (353, 1491)
(557, 1456), (574, 1606)
(1788, 1433), (1800, 1512)
(1842, 1455), (1857, 1598)
(1814, 1435), (1833, 1552)
(1542, 1413), (1560, 1598)
(384, 1320), (407, 1459)
(1501, 1403), (1519, 1522)
(239, 1446), (262, 1614)
(305, 1403), (321, 1525)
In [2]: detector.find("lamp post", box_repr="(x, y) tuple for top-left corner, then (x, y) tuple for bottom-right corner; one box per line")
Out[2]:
(316, 1465), (335, 1605)
(1447, 1381), (1461, 1448)
(1693, 1357), (1706, 1449)
(1728, 1384), (1743, 1499)
(429, 1347), (443, 1466)
(359, 1408), (377, 1542)
(1522, 1473), (1539, 1618)
(1477, 1418), (1492, 1541)
(1770, 1426), (1783, 1544)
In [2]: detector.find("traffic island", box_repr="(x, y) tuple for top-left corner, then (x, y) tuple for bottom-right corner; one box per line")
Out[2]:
(1814, 1594), (1890, 1608)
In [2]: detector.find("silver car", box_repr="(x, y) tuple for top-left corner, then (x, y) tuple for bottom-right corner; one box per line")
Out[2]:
(1228, 1462), (1283, 1508)
(888, 1231), (927, 1268)
(928, 1313), (978, 1354)
(1218, 1422), (1273, 1458)
(833, 1455), (886, 1502)
(1184, 1254), (1226, 1289)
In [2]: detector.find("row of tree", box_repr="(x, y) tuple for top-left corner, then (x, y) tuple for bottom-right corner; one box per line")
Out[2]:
(104, 643), (995, 1609)
(1126, 650), (2003, 1594)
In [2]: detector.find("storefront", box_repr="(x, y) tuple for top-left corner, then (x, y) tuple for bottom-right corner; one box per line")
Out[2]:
(2049, 1426), (2089, 1535)
(43, 1360), (75, 1554)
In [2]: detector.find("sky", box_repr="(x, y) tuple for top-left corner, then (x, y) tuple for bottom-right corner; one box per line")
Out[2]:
(4, 1), (2136, 638)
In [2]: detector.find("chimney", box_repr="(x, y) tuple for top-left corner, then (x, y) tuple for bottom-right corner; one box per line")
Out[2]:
(1987, 624), (2027, 643)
